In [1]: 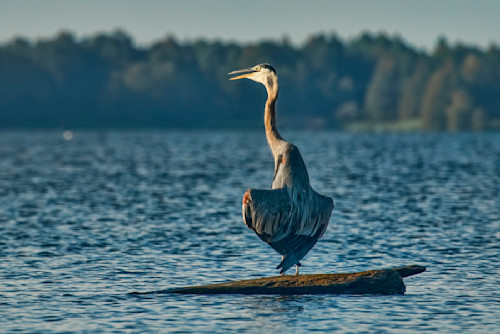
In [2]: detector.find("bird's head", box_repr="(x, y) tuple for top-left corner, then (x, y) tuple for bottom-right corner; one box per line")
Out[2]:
(228, 63), (278, 92)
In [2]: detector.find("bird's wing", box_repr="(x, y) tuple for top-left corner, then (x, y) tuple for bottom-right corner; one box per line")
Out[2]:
(293, 192), (334, 239)
(242, 188), (292, 246)
(274, 192), (334, 273)
(242, 188), (334, 264)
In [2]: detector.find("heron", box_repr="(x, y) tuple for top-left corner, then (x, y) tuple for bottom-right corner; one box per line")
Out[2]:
(228, 63), (334, 275)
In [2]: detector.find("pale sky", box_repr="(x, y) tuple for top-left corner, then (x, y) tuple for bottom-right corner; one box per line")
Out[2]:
(0, 0), (499, 50)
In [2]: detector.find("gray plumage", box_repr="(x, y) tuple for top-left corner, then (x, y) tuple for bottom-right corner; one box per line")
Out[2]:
(229, 63), (334, 275)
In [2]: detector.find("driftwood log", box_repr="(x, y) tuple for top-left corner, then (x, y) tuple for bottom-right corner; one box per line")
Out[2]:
(167, 265), (425, 295)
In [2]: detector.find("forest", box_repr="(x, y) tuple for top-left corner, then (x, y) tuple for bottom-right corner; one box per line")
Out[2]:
(1, 30), (499, 131)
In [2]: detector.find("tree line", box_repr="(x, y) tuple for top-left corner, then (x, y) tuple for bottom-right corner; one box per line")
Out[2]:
(1, 30), (499, 131)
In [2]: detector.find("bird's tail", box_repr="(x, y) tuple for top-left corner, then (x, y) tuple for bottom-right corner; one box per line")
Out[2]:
(276, 254), (299, 274)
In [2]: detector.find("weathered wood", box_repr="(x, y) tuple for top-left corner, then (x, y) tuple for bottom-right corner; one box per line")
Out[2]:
(167, 265), (425, 295)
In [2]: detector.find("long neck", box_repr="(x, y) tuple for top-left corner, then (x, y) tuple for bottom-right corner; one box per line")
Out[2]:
(264, 78), (283, 157)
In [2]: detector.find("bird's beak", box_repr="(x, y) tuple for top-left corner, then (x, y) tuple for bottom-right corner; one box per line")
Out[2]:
(228, 67), (256, 80)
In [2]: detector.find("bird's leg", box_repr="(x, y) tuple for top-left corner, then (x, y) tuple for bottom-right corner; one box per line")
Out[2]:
(280, 255), (285, 276)
(295, 262), (302, 276)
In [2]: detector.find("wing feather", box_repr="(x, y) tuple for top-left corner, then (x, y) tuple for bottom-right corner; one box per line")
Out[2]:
(242, 187), (334, 273)
(242, 188), (292, 246)
(275, 192), (334, 273)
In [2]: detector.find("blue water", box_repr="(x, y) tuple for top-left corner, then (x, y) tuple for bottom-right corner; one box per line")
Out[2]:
(0, 130), (499, 333)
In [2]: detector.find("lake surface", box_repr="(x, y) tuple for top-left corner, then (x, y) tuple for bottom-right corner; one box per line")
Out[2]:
(0, 130), (499, 333)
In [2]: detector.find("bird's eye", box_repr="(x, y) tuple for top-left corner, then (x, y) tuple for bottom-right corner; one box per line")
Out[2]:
(255, 66), (261, 71)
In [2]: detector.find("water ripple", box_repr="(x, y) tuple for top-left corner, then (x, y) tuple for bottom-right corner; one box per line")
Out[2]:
(0, 130), (499, 333)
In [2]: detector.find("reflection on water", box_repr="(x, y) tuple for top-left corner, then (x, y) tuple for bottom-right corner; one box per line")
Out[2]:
(0, 130), (499, 333)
